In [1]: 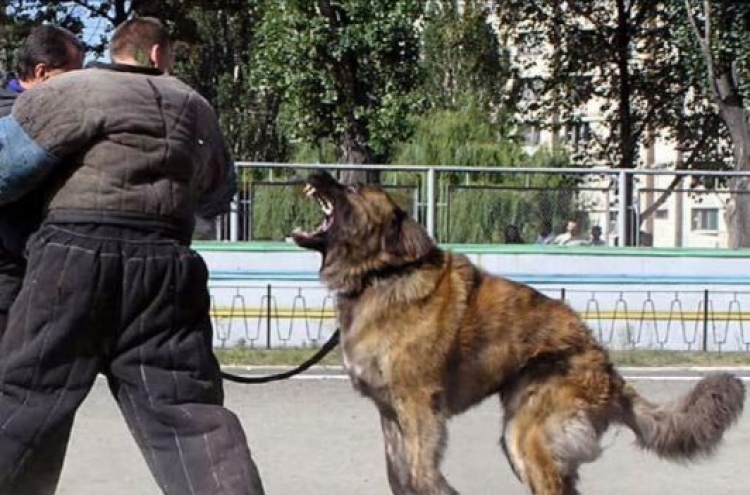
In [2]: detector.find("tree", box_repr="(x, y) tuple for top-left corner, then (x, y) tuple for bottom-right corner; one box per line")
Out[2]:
(173, 2), (286, 163)
(495, 0), (685, 245)
(681, 1), (750, 248)
(420, 0), (513, 113)
(394, 1), (572, 242)
(254, 0), (424, 183)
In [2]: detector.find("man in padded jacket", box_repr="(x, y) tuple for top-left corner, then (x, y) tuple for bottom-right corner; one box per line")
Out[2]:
(0, 17), (265, 495)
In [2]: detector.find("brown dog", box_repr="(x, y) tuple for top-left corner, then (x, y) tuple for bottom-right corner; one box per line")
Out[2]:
(292, 169), (745, 495)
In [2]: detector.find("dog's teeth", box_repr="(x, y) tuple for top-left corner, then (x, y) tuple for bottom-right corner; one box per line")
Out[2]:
(304, 185), (316, 197)
(292, 227), (302, 234)
(322, 202), (334, 216)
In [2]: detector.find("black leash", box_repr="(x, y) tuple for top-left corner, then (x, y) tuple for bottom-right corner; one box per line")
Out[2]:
(219, 329), (341, 384)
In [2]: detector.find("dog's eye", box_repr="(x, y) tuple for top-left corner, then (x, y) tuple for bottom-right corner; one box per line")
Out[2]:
(347, 184), (362, 194)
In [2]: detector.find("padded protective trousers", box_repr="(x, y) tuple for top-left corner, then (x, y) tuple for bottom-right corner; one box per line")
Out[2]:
(0, 224), (265, 495)
(0, 248), (72, 495)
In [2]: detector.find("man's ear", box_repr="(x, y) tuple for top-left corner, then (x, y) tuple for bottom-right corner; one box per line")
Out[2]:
(33, 63), (49, 82)
(152, 44), (174, 74)
(383, 208), (435, 262)
(150, 45), (160, 68)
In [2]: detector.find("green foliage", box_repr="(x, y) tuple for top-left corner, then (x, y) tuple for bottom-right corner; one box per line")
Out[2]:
(173, 2), (288, 162)
(250, 183), (322, 241)
(254, 0), (424, 164)
(288, 140), (339, 165)
(393, 102), (576, 243)
(394, 105), (522, 168)
(421, 0), (514, 112)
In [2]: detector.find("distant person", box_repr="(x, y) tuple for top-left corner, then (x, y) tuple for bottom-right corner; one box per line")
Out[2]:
(535, 221), (554, 245)
(553, 219), (583, 245)
(504, 224), (524, 244)
(589, 225), (606, 246)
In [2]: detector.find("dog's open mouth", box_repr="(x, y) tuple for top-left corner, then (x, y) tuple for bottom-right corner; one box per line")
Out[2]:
(292, 183), (335, 244)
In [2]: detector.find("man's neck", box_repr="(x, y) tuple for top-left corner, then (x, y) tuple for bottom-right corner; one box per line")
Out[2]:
(111, 57), (146, 68)
(18, 79), (35, 91)
(99, 60), (164, 76)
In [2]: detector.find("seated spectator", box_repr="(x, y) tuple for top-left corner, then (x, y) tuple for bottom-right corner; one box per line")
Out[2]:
(504, 224), (524, 244)
(535, 221), (555, 245)
(553, 219), (584, 245)
(589, 225), (606, 246)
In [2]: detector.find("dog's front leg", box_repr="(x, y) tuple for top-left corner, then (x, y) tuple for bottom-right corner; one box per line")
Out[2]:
(378, 397), (458, 495)
(380, 410), (413, 495)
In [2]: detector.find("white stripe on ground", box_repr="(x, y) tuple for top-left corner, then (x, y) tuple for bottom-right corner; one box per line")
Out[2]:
(219, 372), (750, 382)
(221, 374), (750, 382)
(221, 365), (750, 373)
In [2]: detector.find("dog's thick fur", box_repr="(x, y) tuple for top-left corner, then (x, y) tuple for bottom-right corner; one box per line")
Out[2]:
(292, 170), (745, 495)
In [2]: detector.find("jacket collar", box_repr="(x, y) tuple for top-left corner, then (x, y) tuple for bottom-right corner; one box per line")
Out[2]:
(88, 61), (165, 76)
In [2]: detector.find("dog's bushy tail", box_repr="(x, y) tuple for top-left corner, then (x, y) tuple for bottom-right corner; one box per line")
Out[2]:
(619, 373), (745, 461)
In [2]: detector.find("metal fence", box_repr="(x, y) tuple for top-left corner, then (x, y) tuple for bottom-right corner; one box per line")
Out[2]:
(208, 283), (750, 353)
(211, 162), (750, 249)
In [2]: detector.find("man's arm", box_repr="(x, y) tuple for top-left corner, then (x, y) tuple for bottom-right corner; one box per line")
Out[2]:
(0, 115), (60, 206)
(196, 156), (237, 219)
(0, 75), (104, 206)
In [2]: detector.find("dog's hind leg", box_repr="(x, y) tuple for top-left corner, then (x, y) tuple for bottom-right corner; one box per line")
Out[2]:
(378, 398), (458, 495)
(504, 407), (590, 495)
(517, 425), (567, 495)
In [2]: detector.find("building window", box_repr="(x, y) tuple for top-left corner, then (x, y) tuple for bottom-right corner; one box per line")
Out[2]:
(691, 208), (719, 231)
(655, 209), (668, 220)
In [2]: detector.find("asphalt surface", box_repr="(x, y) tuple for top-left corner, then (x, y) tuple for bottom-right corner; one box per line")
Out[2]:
(56, 369), (750, 495)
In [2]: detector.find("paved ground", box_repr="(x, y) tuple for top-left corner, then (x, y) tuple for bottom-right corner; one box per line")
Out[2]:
(56, 370), (750, 495)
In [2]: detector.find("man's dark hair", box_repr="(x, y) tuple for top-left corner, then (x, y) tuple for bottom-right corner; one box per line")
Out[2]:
(15, 25), (84, 80)
(110, 17), (171, 64)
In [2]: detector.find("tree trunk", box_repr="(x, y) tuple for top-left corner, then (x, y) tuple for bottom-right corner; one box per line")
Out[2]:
(644, 128), (655, 239)
(674, 151), (685, 247)
(339, 131), (378, 185)
(685, 0), (750, 248)
(615, 0), (637, 246)
(717, 78), (750, 247)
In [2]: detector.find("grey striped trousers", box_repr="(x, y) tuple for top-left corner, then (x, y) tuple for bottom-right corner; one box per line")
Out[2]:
(0, 224), (265, 495)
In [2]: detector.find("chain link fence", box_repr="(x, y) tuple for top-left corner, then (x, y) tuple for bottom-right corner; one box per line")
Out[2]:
(210, 163), (750, 248)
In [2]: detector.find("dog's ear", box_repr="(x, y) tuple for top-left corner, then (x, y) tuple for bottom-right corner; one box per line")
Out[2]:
(383, 208), (435, 262)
